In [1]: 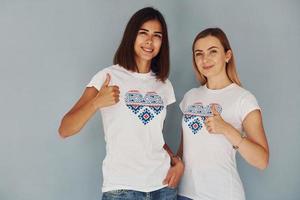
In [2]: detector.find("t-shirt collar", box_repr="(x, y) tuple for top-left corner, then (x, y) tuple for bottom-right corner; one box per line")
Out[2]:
(116, 64), (155, 79)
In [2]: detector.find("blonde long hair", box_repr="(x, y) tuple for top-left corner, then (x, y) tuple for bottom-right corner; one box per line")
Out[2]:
(192, 28), (241, 86)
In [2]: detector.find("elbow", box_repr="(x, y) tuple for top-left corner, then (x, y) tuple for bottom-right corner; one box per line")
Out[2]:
(58, 120), (80, 139)
(58, 126), (68, 139)
(257, 159), (269, 170)
(257, 152), (269, 170)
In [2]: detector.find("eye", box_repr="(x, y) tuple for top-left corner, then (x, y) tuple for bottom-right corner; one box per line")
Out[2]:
(195, 52), (204, 57)
(138, 31), (147, 35)
(210, 49), (217, 54)
(154, 34), (162, 39)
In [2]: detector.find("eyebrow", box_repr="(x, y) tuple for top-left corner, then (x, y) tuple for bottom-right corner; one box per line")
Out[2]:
(194, 46), (219, 52)
(139, 28), (162, 34)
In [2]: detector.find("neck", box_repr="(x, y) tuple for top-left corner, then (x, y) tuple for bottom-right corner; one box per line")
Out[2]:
(206, 74), (232, 90)
(135, 58), (151, 73)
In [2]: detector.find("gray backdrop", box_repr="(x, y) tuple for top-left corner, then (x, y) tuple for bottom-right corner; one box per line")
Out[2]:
(1, 0), (299, 199)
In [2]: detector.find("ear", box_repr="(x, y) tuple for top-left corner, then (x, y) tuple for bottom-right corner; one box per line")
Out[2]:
(225, 50), (232, 63)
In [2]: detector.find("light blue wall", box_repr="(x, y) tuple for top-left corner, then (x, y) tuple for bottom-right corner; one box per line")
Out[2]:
(1, 0), (299, 199)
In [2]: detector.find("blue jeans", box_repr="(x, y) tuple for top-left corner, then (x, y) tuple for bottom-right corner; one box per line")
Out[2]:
(102, 187), (177, 200)
(177, 195), (192, 200)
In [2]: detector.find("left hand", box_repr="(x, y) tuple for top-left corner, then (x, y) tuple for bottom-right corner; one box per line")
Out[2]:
(205, 104), (230, 134)
(163, 156), (184, 188)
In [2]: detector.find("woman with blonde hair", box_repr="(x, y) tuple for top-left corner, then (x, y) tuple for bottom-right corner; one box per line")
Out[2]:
(177, 28), (269, 200)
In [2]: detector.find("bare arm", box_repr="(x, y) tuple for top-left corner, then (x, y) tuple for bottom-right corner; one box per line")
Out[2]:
(58, 74), (119, 138)
(58, 87), (98, 138)
(224, 110), (269, 170)
(163, 143), (174, 158)
(206, 106), (269, 170)
(163, 142), (184, 188)
(176, 130), (183, 159)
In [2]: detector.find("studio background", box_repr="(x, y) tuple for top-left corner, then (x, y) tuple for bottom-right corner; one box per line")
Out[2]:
(1, 0), (299, 199)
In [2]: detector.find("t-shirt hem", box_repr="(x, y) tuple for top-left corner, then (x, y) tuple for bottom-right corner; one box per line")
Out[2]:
(241, 106), (261, 122)
(86, 85), (99, 91)
(102, 183), (168, 193)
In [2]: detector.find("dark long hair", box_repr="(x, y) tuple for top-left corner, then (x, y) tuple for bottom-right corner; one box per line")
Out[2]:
(113, 7), (169, 82)
(192, 28), (241, 86)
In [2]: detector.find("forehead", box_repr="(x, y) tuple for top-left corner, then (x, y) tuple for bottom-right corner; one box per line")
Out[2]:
(194, 36), (223, 50)
(140, 20), (162, 32)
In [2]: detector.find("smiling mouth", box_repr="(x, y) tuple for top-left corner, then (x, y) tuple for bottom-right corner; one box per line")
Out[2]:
(141, 47), (154, 53)
(203, 65), (213, 70)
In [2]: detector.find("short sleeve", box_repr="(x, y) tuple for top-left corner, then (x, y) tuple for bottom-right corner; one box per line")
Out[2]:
(164, 79), (176, 106)
(179, 94), (186, 113)
(86, 69), (107, 91)
(179, 89), (194, 113)
(238, 91), (261, 122)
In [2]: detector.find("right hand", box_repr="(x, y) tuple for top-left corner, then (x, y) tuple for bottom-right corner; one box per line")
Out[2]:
(92, 73), (120, 109)
(163, 157), (184, 188)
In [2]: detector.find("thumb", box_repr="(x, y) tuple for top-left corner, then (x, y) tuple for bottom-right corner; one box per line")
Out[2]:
(211, 104), (220, 116)
(163, 169), (172, 185)
(101, 73), (111, 88)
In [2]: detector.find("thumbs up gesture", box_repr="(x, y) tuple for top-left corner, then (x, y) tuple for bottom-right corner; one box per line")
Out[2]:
(205, 104), (230, 134)
(93, 73), (120, 109)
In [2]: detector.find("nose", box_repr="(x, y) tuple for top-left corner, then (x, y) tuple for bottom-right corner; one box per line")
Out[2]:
(146, 35), (153, 45)
(202, 54), (209, 63)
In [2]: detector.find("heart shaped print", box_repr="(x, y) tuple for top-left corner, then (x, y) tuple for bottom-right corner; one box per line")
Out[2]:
(184, 103), (222, 134)
(125, 90), (164, 125)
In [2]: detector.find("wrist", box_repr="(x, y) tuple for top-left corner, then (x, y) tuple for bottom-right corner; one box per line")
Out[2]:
(91, 98), (101, 110)
(171, 155), (182, 166)
(233, 135), (247, 150)
(223, 123), (234, 136)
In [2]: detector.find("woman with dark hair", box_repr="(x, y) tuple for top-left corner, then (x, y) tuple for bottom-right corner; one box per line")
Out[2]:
(58, 7), (183, 200)
(176, 28), (269, 200)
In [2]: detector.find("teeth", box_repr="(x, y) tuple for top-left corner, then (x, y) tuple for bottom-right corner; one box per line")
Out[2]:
(142, 47), (153, 52)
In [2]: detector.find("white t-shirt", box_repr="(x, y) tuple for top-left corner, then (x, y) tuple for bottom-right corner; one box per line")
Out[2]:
(178, 83), (260, 200)
(87, 64), (176, 192)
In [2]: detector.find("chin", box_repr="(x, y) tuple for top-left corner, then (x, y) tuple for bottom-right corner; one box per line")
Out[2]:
(199, 70), (209, 77)
(142, 54), (156, 61)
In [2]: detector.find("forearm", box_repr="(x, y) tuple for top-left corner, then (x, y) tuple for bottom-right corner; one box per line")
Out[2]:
(163, 143), (174, 157)
(163, 143), (183, 166)
(224, 125), (269, 170)
(176, 132), (183, 159)
(59, 98), (98, 138)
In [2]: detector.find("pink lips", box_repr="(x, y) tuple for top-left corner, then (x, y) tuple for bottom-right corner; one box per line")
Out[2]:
(203, 65), (213, 70)
(141, 46), (153, 53)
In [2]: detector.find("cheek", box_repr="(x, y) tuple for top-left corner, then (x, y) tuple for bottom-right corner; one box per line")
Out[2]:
(134, 37), (142, 46)
(134, 37), (139, 46)
(154, 40), (162, 51)
(195, 63), (204, 74)
(155, 38), (162, 46)
(216, 54), (226, 63)
(195, 58), (203, 67)
(133, 42), (139, 54)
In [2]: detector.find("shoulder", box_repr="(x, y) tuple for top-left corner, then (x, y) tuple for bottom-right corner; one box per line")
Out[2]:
(231, 85), (260, 121)
(154, 78), (174, 91)
(158, 79), (175, 97)
(180, 87), (201, 103)
(230, 84), (257, 100)
(179, 87), (201, 111)
(230, 84), (260, 114)
(91, 65), (112, 75)
(91, 64), (123, 77)
(162, 78), (173, 87)
(98, 64), (120, 74)
(184, 86), (202, 97)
